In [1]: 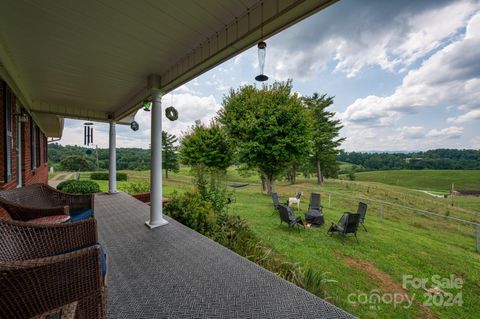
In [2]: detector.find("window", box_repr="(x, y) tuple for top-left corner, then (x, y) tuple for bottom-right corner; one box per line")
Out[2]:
(4, 85), (13, 182)
(44, 136), (48, 163)
(36, 126), (40, 168)
(31, 120), (36, 169)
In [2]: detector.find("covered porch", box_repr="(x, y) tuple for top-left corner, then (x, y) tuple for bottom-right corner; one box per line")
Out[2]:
(0, 1), (355, 317)
(95, 191), (353, 318)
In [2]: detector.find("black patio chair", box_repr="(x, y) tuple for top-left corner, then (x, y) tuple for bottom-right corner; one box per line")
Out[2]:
(278, 205), (304, 230)
(327, 213), (360, 243)
(272, 192), (280, 210)
(308, 193), (322, 212)
(357, 202), (368, 232)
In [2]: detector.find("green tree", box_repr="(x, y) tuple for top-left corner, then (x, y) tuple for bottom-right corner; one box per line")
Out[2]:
(302, 93), (345, 184)
(162, 131), (179, 179)
(179, 122), (234, 214)
(179, 121), (234, 172)
(60, 155), (95, 171)
(218, 81), (312, 194)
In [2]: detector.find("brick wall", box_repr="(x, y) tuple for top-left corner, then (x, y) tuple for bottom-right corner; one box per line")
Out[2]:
(0, 80), (49, 191)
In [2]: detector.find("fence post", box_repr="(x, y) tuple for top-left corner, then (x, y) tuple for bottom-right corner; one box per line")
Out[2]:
(328, 194), (331, 208)
(476, 224), (479, 254)
(380, 205), (383, 223)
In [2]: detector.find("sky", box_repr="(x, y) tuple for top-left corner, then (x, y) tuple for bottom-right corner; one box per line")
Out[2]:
(59, 0), (480, 152)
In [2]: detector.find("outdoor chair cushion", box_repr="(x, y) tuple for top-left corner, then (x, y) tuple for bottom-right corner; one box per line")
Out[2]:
(69, 208), (93, 222)
(99, 245), (107, 282)
(29, 214), (71, 224)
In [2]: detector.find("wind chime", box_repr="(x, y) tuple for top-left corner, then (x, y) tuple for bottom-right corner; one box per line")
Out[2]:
(83, 122), (94, 146)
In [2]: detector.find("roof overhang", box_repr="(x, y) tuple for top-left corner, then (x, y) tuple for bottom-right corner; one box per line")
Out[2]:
(0, 0), (337, 137)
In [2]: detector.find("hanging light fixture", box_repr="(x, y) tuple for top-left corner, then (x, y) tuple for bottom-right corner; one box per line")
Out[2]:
(255, 41), (268, 82)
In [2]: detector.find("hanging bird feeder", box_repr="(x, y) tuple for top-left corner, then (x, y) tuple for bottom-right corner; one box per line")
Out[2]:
(255, 41), (268, 82)
(142, 100), (152, 112)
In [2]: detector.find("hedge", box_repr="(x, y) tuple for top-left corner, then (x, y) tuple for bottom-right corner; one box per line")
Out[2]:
(57, 180), (100, 194)
(90, 172), (128, 181)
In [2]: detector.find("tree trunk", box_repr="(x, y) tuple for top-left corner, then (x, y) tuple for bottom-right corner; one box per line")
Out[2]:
(260, 174), (267, 192)
(316, 159), (323, 185)
(265, 175), (274, 195)
(165, 167), (169, 179)
(292, 165), (297, 184)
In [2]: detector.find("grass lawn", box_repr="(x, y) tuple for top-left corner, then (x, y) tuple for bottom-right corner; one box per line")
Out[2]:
(68, 168), (480, 318)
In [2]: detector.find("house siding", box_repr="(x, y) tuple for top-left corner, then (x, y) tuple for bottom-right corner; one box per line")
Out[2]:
(0, 80), (48, 192)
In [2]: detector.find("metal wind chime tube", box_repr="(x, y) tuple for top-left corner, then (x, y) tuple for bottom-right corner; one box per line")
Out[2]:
(84, 122), (94, 146)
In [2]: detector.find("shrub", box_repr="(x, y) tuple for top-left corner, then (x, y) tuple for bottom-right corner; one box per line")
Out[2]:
(212, 214), (257, 256)
(194, 168), (234, 215)
(118, 182), (150, 195)
(164, 191), (217, 236)
(90, 172), (128, 181)
(57, 180), (100, 194)
(302, 269), (336, 299)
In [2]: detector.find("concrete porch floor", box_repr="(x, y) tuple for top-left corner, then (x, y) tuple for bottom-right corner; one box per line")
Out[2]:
(95, 192), (355, 318)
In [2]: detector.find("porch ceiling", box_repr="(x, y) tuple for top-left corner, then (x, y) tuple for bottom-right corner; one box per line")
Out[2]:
(0, 0), (336, 136)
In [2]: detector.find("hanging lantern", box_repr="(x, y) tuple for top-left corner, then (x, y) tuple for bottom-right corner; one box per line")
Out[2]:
(83, 122), (94, 146)
(255, 41), (268, 82)
(142, 100), (152, 112)
(130, 120), (139, 131)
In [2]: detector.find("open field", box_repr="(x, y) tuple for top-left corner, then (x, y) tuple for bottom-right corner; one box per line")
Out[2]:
(66, 168), (480, 318)
(351, 170), (480, 193)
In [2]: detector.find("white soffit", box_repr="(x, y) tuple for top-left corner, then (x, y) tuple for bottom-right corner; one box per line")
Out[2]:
(0, 0), (337, 127)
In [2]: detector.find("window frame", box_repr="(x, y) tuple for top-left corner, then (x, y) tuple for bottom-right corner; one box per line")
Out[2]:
(4, 85), (13, 182)
(31, 120), (37, 170)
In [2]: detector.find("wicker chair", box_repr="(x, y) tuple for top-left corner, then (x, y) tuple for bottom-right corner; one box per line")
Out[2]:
(0, 218), (106, 318)
(0, 183), (94, 222)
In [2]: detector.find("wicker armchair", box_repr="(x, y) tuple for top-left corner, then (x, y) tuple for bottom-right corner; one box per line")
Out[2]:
(0, 183), (94, 221)
(0, 218), (106, 318)
(0, 218), (98, 261)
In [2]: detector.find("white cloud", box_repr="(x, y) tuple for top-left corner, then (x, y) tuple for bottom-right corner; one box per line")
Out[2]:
(268, 0), (480, 79)
(397, 126), (426, 139)
(448, 109), (480, 124)
(426, 126), (463, 139)
(341, 12), (480, 127)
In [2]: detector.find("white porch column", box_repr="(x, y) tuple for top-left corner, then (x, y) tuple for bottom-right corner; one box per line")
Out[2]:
(146, 90), (168, 228)
(108, 121), (117, 193)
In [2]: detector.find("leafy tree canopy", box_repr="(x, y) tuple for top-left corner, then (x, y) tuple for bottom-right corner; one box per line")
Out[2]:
(302, 93), (345, 184)
(179, 121), (234, 172)
(218, 80), (312, 193)
(60, 155), (95, 171)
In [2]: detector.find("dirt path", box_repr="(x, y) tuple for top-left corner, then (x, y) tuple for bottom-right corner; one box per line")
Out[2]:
(48, 172), (75, 188)
(342, 253), (437, 319)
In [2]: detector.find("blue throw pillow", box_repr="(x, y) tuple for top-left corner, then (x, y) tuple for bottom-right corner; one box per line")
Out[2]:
(70, 208), (93, 222)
